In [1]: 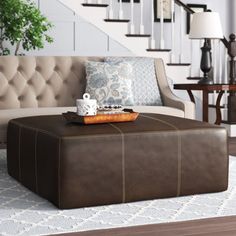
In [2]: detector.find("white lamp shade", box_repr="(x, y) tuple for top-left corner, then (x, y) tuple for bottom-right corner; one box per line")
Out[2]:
(189, 12), (223, 39)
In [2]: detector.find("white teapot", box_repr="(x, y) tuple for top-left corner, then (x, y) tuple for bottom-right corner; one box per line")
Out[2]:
(76, 93), (97, 116)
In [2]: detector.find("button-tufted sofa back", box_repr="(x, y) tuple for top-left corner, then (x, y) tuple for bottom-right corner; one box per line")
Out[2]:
(0, 56), (103, 109)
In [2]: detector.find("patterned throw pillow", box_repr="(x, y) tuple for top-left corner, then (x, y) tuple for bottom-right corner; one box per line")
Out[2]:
(105, 57), (163, 106)
(85, 61), (134, 106)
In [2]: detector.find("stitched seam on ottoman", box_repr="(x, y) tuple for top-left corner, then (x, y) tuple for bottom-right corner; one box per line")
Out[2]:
(109, 123), (126, 203)
(10, 121), (60, 139)
(140, 114), (182, 197)
(58, 137), (61, 208)
(35, 131), (39, 194)
(18, 126), (22, 182)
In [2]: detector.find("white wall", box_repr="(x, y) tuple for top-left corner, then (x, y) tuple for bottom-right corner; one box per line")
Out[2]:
(28, 0), (132, 56)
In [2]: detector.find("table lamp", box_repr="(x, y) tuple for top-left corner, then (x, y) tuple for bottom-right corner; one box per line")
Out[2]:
(189, 11), (223, 84)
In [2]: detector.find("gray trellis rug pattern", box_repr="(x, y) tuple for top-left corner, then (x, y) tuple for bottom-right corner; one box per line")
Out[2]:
(0, 150), (236, 236)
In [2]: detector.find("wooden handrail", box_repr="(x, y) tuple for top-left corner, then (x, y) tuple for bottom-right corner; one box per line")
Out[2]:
(174, 0), (194, 14)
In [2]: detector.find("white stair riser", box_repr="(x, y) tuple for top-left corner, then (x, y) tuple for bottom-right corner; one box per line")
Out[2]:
(165, 65), (191, 83)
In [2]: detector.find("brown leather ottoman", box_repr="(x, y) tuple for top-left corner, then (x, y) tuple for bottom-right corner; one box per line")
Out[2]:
(7, 114), (228, 209)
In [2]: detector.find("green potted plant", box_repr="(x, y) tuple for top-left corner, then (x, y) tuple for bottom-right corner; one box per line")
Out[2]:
(0, 0), (53, 55)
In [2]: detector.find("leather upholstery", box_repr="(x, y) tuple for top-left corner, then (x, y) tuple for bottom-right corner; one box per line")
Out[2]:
(0, 56), (195, 146)
(7, 114), (228, 209)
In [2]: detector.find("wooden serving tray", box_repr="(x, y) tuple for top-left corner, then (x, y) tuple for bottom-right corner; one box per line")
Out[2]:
(63, 109), (139, 125)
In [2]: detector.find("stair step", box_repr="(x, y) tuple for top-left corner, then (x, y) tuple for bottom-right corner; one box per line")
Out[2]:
(126, 34), (151, 37)
(147, 49), (171, 52)
(167, 63), (191, 66)
(104, 19), (130, 23)
(82, 3), (108, 7)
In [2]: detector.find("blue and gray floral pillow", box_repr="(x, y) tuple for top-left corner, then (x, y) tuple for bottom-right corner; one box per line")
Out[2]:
(105, 57), (163, 106)
(85, 61), (134, 106)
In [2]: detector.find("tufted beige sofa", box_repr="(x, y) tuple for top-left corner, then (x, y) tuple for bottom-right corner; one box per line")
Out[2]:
(0, 56), (195, 147)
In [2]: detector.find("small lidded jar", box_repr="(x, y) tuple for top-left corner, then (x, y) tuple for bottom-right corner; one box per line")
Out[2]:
(76, 93), (97, 116)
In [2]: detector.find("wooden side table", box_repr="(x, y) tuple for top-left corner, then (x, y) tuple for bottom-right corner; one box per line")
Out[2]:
(174, 83), (236, 125)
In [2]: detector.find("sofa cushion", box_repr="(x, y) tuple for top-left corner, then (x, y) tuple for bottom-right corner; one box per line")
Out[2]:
(105, 57), (163, 106)
(85, 61), (134, 106)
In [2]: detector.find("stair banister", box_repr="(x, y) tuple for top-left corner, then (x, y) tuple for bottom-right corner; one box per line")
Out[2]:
(160, 0), (164, 49)
(130, 0), (135, 34)
(224, 49), (228, 83)
(139, 0), (144, 34)
(119, 0), (124, 20)
(108, 0), (113, 19)
(179, 6), (184, 63)
(212, 40), (217, 102)
(150, 0), (155, 49)
(219, 40), (223, 83)
(189, 41), (194, 77)
(174, 0), (194, 14)
(170, 0), (175, 63)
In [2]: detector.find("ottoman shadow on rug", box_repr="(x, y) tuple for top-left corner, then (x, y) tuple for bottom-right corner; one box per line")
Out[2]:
(0, 150), (236, 236)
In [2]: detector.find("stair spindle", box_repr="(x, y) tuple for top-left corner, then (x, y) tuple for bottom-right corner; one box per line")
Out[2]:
(160, 0), (164, 49)
(170, 0), (175, 63)
(189, 41), (194, 77)
(212, 40), (216, 84)
(212, 40), (217, 103)
(139, 0), (144, 34)
(179, 6), (184, 63)
(119, 0), (124, 20)
(130, 0), (135, 34)
(108, 0), (114, 19)
(150, 0), (155, 49)
(224, 48), (228, 107)
(225, 48), (228, 84)
(218, 40), (223, 84)
(199, 40), (203, 77)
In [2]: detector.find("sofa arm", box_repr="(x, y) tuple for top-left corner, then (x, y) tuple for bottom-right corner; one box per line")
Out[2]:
(154, 58), (195, 119)
(161, 87), (195, 119)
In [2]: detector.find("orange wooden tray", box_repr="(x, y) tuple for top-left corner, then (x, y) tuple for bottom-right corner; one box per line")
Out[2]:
(63, 110), (139, 124)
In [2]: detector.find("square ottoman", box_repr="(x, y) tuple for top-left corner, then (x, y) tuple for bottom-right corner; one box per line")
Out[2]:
(7, 114), (228, 209)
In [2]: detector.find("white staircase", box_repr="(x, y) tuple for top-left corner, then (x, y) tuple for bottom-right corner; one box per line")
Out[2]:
(58, 0), (172, 63)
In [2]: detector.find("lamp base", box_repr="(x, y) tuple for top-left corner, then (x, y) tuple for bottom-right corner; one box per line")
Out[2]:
(198, 77), (213, 85)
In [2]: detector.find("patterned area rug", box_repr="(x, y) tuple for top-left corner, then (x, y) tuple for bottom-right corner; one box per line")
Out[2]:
(0, 150), (236, 236)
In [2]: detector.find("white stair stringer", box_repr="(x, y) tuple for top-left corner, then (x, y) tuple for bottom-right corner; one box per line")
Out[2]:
(58, 0), (170, 62)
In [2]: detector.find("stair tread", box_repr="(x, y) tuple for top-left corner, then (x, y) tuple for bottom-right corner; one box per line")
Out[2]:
(126, 34), (151, 37)
(82, 3), (108, 7)
(104, 19), (130, 23)
(147, 49), (171, 52)
(167, 63), (191, 66)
